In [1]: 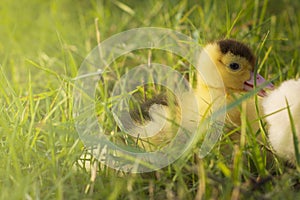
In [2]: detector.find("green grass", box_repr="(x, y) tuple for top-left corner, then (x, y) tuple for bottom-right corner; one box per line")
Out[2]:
(1, 0), (300, 199)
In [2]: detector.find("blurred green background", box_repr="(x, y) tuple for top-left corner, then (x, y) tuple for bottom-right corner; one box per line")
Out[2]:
(1, 0), (300, 199)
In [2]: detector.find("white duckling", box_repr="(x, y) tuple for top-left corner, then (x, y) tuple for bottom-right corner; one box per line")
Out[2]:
(263, 79), (300, 163)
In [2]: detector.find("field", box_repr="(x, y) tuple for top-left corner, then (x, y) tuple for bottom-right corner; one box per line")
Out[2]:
(1, 0), (300, 199)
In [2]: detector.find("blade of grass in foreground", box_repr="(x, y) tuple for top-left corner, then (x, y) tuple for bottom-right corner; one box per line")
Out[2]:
(285, 98), (300, 169)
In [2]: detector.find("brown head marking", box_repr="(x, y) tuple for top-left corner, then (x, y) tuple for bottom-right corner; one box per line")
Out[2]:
(217, 39), (256, 67)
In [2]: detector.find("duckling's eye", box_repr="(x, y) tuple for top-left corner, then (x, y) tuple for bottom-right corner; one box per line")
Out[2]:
(229, 62), (240, 71)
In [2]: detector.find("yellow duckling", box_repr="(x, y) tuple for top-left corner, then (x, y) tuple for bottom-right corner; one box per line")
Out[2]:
(263, 79), (300, 164)
(133, 39), (274, 150)
(76, 39), (275, 171)
(195, 39), (273, 128)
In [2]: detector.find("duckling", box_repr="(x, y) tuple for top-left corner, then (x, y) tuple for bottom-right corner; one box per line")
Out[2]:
(195, 40), (273, 129)
(263, 79), (300, 163)
(132, 39), (274, 150)
(76, 39), (275, 171)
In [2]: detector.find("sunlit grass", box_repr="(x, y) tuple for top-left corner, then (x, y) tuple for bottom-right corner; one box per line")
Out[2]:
(1, 0), (300, 199)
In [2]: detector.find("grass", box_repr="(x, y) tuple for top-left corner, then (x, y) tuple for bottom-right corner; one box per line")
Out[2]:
(1, 0), (300, 199)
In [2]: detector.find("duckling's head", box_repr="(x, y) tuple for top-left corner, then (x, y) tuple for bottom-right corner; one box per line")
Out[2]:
(198, 39), (273, 96)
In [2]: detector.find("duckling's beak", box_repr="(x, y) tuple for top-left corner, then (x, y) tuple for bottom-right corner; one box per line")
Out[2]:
(244, 72), (275, 97)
